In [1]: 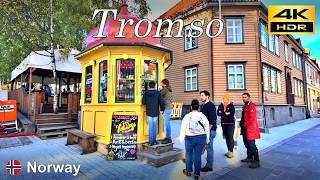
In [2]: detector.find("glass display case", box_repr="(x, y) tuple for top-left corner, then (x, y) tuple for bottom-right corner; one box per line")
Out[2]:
(85, 66), (93, 103)
(142, 60), (158, 91)
(116, 59), (135, 103)
(99, 61), (108, 103)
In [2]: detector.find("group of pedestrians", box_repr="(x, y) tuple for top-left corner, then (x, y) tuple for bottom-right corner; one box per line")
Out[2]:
(179, 92), (261, 179)
(142, 81), (261, 180)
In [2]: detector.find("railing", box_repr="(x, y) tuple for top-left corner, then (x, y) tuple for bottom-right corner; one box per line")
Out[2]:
(67, 93), (81, 120)
(8, 88), (43, 121)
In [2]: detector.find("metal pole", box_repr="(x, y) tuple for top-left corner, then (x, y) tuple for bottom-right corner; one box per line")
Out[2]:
(50, 0), (58, 113)
(219, 0), (221, 19)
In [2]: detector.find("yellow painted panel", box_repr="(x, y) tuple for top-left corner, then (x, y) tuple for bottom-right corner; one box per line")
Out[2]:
(95, 111), (109, 137)
(82, 111), (94, 134)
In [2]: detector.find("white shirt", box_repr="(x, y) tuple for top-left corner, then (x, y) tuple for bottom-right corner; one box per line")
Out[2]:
(179, 111), (210, 144)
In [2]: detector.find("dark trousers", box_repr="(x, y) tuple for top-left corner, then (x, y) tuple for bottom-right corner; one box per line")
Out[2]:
(185, 134), (206, 176)
(241, 127), (259, 161)
(222, 124), (235, 152)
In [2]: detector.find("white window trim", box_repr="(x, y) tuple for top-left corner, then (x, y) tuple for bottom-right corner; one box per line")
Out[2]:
(268, 35), (274, 52)
(226, 18), (243, 43)
(260, 22), (267, 48)
(274, 35), (280, 56)
(263, 65), (269, 91)
(185, 67), (198, 91)
(184, 25), (198, 50)
(284, 42), (289, 62)
(227, 64), (245, 90)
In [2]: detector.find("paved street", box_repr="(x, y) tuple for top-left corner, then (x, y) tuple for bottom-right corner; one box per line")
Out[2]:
(0, 118), (319, 180)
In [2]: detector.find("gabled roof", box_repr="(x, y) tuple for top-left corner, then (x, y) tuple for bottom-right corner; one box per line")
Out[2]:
(158, 0), (207, 20)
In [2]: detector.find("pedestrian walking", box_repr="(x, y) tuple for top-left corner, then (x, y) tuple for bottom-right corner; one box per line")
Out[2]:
(240, 93), (261, 168)
(160, 79), (173, 144)
(179, 99), (210, 180)
(199, 90), (217, 172)
(217, 94), (235, 158)
(142, 81), (165, 146)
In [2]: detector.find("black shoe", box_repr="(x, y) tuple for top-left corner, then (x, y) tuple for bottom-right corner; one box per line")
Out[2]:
(241, 157), (252, 163)
(183, 169), (192, 177)
(201, 166), (213, 172)
(148, 143), (154, 146)
(194, 175), (200, 180)
(162, 138), (172, 144)
(248, 161), (260, 169)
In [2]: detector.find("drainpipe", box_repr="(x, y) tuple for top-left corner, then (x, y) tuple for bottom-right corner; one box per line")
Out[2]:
(210, 6), (214, 103)
(257, 7), (268, 133)
(302, 53), (310, 118)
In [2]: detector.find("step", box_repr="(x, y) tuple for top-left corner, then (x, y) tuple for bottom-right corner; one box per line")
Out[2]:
(38, 124), (77, 132)
(137, 148), (184, 167)
(141, 143), (174, 155)
(36, 113), (68, 119)
(37, 122), (77, 128)
(36, 118), (73, 124)
(39, 131), (67, 140)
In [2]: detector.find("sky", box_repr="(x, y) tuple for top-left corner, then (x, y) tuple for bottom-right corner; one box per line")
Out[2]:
(147, 0), (320, 59)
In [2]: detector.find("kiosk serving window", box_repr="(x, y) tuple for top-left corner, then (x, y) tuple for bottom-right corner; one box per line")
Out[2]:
(99, 61), (108, 103)
(85, 66), (93, 103)
(116, 59), (135, 103)
(142, 60), (158, 91)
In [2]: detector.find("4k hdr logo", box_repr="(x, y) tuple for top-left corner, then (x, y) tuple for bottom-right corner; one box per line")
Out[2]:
(268, 5), (315, 34)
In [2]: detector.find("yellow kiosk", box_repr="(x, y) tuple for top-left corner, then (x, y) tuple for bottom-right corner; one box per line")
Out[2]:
(75, 2), (172, 149)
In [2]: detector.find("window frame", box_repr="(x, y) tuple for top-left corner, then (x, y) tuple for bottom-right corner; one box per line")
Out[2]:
(84, 65), (93, 104)
(98, 60), (108, 103)
(284, 41), (289, 62)
(225, 17), (244, 44)
(268, 34), (274, 52)
(260, 21), (267, 48)
(270, 67), (277, 93)
(184, 65), (199, 92)
(226, 63), (246, 90)
(263, 64), (270, 92)
(274, 35), (280, 56)
(184, 24), (198, 51)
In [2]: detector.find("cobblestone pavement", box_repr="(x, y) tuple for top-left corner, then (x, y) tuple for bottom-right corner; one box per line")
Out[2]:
(204, 125), (320, 180)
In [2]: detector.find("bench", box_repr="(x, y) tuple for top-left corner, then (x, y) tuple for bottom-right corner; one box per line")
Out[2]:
(65, 129), (96, 155)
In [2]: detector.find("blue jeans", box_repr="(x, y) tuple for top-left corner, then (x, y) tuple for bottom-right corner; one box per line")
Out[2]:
(163, 109), (172, 139)
(185, 134), (206, 176)
(205, 130), (217, 168)
(147, 116), (158, 144)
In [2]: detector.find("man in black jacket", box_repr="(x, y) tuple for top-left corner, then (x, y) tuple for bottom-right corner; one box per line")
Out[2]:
(200, 90), (217, 172)
(142, 81), (165, 146)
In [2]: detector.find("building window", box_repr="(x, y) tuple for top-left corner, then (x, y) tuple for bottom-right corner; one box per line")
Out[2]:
(264, 65), (281, 94)
(226, 18), (243, 43)
(227, 64), (245, 90)
(270, 68), (277, 93)
(185, 66), (198, 91)
(277, 71), (282, 94)
(263, 65), (269, 91)
(292, 49), (302, 70)
(99, 61), (108, 103)
(260, 21), (267, 48)
(184, 25), (198, 50)
(268, 35), (274, 52)
(274, 35), (279, 56)
(85, 66), (93, 103)
(116, 59), (135, 103)
(284, 42), (289, 62)
(270, 108), (275, 121)
(294, 78), (304, 97)
(292, 49), (296, 67)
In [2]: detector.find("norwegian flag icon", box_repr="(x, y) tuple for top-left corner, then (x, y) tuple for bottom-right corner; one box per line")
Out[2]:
(6, 160), (22, 175)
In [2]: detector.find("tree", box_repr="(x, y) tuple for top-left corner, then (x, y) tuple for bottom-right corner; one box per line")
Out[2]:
(0, 0), (151, 81)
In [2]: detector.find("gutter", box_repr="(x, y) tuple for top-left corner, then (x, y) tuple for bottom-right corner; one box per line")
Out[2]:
(210, 7), (214, 101)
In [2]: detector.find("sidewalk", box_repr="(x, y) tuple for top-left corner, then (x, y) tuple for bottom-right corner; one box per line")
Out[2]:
(0, 118), (319, 180)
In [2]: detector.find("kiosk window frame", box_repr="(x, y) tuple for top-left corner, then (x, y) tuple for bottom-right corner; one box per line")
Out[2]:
(85, 65), (93, 104)
(99, 60), (108, 103)
(142, 60), (159, 91)
(115, 58), (135, 103)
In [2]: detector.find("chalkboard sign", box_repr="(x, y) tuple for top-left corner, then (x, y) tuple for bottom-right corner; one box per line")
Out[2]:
(109, 115), (138, 160)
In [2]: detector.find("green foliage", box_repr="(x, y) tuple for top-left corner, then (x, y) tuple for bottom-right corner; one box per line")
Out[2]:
(0, 0), (151, 83)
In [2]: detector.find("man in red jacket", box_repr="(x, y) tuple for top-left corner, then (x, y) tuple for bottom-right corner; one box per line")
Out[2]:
(240, 93), (261, 168)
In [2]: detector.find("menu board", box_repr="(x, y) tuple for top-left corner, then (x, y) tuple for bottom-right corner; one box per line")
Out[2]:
(109, 115), (138, 160)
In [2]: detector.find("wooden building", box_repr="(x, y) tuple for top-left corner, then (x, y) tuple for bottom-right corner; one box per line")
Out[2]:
(304, 53), (320, 116)
(159, 0), (307, 128)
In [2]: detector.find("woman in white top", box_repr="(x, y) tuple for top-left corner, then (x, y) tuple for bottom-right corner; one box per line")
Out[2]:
(179, 99), (210, 179)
